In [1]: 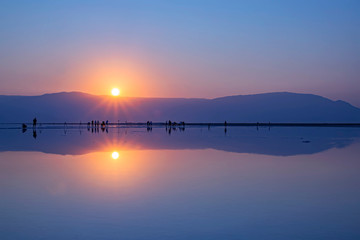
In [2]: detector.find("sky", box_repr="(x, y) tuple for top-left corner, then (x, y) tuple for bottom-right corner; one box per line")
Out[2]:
(0, 0), (359, 106)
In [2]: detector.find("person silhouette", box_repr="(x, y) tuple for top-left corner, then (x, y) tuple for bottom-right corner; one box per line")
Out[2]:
(33, 118), (37, 127)
(22, 124), (27, 133)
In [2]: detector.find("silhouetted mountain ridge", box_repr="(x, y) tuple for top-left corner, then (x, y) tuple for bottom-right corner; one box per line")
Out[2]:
(0, 92), (360, 122)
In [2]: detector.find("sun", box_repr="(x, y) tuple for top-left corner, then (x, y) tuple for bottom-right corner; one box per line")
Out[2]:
(111, 151), (119, 160)
(111, 88), (120, 96)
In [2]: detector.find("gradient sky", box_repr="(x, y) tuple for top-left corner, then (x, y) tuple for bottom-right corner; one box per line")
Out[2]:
(0, 0), (359, 105)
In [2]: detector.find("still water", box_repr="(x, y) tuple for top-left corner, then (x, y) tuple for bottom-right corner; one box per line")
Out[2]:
(1, 126), (360, 239)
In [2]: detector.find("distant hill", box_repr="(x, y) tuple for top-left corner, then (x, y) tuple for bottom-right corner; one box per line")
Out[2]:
(0, 92), (360, 123)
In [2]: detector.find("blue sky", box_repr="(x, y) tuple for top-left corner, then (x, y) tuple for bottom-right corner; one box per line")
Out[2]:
(0, 0), (359, 105)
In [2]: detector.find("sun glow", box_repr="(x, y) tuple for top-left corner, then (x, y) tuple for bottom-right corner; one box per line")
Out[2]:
(112, 151), (120, 160)
(111, 88), (120, 96)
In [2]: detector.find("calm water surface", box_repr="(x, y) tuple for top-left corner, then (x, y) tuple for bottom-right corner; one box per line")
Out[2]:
(0, 126), (360, 239)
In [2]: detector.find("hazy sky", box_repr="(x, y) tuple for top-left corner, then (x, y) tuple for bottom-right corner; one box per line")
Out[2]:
(1, 0), (359, 105)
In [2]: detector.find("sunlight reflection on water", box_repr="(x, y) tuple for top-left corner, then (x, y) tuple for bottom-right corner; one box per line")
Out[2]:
(0, 127), (360, 240)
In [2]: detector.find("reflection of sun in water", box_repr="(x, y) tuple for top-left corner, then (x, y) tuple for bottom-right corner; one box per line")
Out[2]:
(112, 151), (119, 160)
(111, 88), (120, 96)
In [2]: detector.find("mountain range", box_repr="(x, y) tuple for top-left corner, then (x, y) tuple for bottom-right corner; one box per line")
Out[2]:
(0, 92), (360, 123)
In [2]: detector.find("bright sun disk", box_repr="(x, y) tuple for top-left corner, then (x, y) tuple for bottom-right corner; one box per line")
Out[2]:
(112, 151), (119, 160)
(111, 88), (120, 96)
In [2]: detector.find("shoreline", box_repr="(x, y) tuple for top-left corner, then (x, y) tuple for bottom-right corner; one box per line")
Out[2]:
(1, 122), (360, 128)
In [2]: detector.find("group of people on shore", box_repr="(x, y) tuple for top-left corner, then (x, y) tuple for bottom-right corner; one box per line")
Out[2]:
(23, 118), (229, 137)
(88, 120), (109, 128)
(165, 120), (185, 126)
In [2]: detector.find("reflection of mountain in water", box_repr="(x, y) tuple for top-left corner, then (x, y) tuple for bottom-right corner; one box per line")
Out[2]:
(0, 126), (360, 156)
